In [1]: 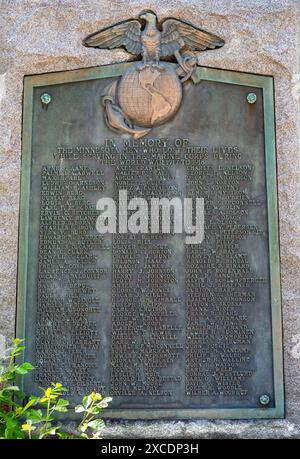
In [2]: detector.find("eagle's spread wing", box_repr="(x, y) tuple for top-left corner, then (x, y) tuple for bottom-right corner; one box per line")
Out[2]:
(83, 19), (142, 55)
(160, 18), (224, 56)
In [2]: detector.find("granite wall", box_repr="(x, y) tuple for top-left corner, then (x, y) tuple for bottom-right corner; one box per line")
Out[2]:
(0, 0), (299, 438)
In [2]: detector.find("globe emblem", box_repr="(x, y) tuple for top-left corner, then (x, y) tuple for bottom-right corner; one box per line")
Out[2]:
(117, 62), (182, 128)
(84, 10), (225, 137)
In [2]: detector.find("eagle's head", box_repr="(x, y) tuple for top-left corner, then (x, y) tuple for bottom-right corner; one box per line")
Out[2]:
(139, 10), (157, 24)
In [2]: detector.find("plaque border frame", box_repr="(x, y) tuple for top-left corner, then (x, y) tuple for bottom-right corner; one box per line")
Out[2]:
(16, 63), (284, 420)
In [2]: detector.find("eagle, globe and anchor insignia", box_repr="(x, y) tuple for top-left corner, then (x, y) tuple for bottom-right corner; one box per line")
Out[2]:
(83, 10), (225, 138)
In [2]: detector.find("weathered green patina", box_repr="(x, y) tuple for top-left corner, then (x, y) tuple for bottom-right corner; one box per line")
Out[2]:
(16, 62), (284, 419)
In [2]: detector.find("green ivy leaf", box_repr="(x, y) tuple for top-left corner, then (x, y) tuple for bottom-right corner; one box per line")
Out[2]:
(20, 398), (39, 414)
(88, 405), (102, 415)
(14, 390), (25, 400)
(87, 419), (105, 431)
(82, 395), (92, 409)
(0, 393), (14, 405)
(2, 386), (20, 392)
(4, 416), (25, 439)
(74, 405), (85, 413)
(57, 430), (70, 439)
(25, 409), (44, 424)
(57, 398), (69, 407)
(80, 423), (88, 433)
(53, 403), (69, 412)
(15, 362), (35, 375)
(12, 346), (26, 357)
(99, 397), (113, 408)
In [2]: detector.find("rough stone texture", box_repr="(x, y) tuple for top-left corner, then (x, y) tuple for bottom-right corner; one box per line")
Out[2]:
(0, 0), (299, 438)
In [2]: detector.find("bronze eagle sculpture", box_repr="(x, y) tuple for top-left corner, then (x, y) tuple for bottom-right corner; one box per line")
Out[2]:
(83, 10), (224, 65)
(83, 11), (225, 138)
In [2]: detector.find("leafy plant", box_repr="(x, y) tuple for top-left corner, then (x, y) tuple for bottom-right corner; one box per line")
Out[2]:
(75, 392), (112, 439)
(0, 339), (112, 439)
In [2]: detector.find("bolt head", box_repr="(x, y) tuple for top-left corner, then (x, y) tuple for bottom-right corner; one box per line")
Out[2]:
(247, 92), (257, 104)
(40, 93), (52, 105)
(259, 394), (270, 406)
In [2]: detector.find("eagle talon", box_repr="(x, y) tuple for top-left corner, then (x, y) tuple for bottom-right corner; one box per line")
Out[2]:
(151, 63), (162, 70)
(138, 63), (151, 71)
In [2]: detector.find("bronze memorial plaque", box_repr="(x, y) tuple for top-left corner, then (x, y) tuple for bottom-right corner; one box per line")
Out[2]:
(17, 11), (284, 419)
